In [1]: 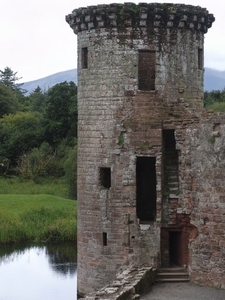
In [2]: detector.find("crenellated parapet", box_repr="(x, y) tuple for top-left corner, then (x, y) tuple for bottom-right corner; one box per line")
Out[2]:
(66, 2), (215, 35)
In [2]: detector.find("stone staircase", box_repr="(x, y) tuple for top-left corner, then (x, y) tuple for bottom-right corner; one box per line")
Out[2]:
(79, 266), (156, 300)
(156, 268), (189, 283)
(164, 152), (179, 198)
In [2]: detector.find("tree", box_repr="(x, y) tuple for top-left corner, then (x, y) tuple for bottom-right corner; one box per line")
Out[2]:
(0, 66), (25, 93)
(17, 142), (62, 181)
(0, 83), (20, 117)
(204, 88), (225, 107)
(44, 81), (77, 147)
(30, 86), (47, 113)
(0, 111), (44, 165)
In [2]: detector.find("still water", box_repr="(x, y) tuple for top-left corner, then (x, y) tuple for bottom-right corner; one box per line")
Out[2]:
(0, 243), (77, 300)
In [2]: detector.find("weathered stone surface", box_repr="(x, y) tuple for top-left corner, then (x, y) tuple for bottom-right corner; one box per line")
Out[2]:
(66, 2), (225, 296)
(79, 266), (155, 300)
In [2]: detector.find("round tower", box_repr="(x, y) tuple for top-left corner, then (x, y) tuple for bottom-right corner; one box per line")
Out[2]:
(66, 3), (214, 296)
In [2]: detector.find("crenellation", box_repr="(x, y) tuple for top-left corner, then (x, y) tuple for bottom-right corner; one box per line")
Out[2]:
(66, 3), (214, 36)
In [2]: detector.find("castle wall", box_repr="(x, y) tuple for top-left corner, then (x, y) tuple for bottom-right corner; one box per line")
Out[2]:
(178, 117), (225, 288)
(66, 3), (219, 295)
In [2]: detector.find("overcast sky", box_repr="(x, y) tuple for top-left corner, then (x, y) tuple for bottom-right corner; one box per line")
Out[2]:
(1, 0), (224, 83)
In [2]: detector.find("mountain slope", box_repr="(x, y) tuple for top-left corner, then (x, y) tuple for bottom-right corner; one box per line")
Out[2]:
(204, 68), (225, 91)
(23, 69), (77, 94)
(22, 67), (225, 94)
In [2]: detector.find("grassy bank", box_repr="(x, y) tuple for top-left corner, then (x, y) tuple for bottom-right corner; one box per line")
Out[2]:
(0, 176), (69, 199)
(0, 194), (77, 244)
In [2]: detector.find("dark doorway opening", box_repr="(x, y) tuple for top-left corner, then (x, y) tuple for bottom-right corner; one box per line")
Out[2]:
(136, 157), (156, 222)
(169, 231), (182, 267)
(169, 229), (189, 267)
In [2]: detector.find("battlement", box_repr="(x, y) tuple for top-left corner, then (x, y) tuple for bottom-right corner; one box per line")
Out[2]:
(66, 2), (215, 35)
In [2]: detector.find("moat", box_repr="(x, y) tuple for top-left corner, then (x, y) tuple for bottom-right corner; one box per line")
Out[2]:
(0, 243), (77, 300)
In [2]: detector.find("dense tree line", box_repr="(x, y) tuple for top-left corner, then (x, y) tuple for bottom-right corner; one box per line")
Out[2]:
(0, 67), (77, 199)
(204, 88), (225, 112)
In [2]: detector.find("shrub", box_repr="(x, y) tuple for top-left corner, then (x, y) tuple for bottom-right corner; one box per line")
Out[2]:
(206, 102), (225, 112)
(17, 142), (63, 181)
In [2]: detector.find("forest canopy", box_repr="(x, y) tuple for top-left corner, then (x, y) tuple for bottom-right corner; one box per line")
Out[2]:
(0, 67), (77, 199)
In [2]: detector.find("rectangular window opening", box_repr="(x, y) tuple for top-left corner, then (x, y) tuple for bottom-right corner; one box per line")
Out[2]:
(198, 48), (203, 70)
(81, 47), (88, 69)
(163, 129), (176, 152)
(163, 130), (179, 200)
(103, 232), (107, 246)
(136, 157), (156, 222)
(138, 50), (156, 91)
(99, 167), (111, 189)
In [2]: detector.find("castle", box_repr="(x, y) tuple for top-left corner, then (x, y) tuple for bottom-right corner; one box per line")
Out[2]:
(66, 2), (225, 296)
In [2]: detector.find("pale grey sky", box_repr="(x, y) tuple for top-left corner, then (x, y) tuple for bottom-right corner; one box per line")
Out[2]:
(1, 0), (224, 82)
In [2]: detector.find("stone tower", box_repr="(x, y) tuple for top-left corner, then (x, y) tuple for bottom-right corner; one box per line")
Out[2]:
(66, 3), (221, 296)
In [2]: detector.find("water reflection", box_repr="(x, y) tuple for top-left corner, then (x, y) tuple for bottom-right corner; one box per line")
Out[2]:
(46, 243), (77, 276)
(0, 243), (77, 300)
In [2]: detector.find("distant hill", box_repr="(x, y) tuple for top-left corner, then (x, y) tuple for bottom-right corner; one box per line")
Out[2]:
(23, 69), (77, 94)
(204, 68), (225, 91)
(22, 67), (225, 94)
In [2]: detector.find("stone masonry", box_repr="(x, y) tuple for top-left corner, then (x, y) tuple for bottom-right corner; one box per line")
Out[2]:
(66, 2), (225, 296)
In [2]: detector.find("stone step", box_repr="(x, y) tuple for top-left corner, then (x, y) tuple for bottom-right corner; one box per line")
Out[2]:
(168, 186), (179, 191)
(167, 179), (179, 183)
(155, 268), (189, 283)
(164, 172), (179, 179)
(165, 175), (178, 180)
(167, 180), (179, 185)
(157, 267), (186, 273)
(165, 175), (179, 181)
(156, 277), (190, 282)
(157, 272), (189, 278)
(166, 173), (178, 177)
(168, 194), (179, 199)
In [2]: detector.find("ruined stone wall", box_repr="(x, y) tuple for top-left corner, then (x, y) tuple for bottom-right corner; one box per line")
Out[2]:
(178, 115), (225, 288)
(66, 3), (215, 295)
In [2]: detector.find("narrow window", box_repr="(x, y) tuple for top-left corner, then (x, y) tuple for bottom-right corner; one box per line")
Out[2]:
(81, 47), (88, 69)
(136, 157), (156, 222)
(99, 167), (111, 189)
(138, 50), (156, 91)
(103, 232), (107, 246)
(198, 48), (203, 70)
(163, 130), (179, 199)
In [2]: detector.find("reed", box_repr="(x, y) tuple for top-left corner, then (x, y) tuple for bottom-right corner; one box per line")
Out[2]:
(0, 194), (77, 244)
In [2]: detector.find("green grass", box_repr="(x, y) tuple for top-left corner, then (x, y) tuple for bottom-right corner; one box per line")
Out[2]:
(0, 175), (77, 244)
(0, 194), (77, 244)
(0, 176), (69, 199)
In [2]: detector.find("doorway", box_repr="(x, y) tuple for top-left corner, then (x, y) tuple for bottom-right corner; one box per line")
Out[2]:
(169, 231), (182, 266)
(169, 230), (189, 267)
